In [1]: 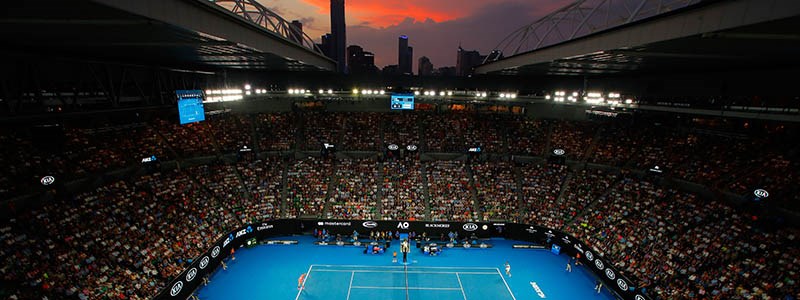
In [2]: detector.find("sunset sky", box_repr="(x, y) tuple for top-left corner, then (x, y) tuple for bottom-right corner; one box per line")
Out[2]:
(259, 0), (571, 71)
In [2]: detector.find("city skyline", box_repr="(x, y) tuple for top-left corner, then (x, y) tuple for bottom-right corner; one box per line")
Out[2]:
(261, 0), (570, 70)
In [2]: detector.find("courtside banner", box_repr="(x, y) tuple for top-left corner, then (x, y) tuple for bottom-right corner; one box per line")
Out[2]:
(154, 219), (652, 300)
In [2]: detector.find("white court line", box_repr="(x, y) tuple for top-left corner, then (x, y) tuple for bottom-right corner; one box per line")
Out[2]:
(495, 268), (517, 300)
(350, 286), (463, 290)
(311, 269), (496, 275)
(294, 265), (313, 300)
(311, 264), (497, 270)
(456, 272), (468, 300)
(346, 271), (354, 300)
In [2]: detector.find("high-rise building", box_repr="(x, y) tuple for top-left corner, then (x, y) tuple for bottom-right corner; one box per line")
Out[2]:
(317, 33), (334, 59)
(330, 0), (347, 73)
(382, 64), (399, 76)
(418, 56), (433, 76)
(456, 47), (486, 76)
(347, 45), (378, 74)
(289, 20), (303, 44)
(398, 35), (413, 75)
(434, 66), (457, 77)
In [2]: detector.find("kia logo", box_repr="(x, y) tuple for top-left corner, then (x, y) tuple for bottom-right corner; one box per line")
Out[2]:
(211, 246), (221, 258)
(186, 268), (197, 282)
(553, 149), (565, 156)
(463, 223), (478, 231)
(635, 295), (646, 300)
(170, 281), (183, 296)
(586, 251), (594, 261)
(605, 268), (616, 280)
(594, 259), (604, 270)
(362, 221), (378, 228)
(617, 279), (628, 291)
(40, 176), (55, 186)
(754, 189), (769, 198)
(199, 256), (210, 269)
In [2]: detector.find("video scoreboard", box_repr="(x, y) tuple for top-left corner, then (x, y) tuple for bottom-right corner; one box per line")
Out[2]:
(176, 90), (206, 125)
(390, 93), (414, 110)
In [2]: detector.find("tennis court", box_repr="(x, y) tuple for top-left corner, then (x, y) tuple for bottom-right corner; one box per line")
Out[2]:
(197, 236), (615, 300)
(296, 265), (516, 300)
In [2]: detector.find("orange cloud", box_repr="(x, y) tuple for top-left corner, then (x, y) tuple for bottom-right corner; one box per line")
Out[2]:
(301, 0), (464, 27)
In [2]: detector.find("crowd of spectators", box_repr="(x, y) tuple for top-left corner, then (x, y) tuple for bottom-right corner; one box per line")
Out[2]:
(549, 120), (596, 160)
(383, 113), (420, 152)
(0, 168), (239, 299)
(154, 119), (216, 158)
(301, 112), (345, 150)
(285, 157), (333, 218)
(472, 161), (519, 222)
(423, 114), (469, 152)
(507, 119), (548, 156)
(341, 113), (382, 151)
(207, 114), (253, 153)
(2, 111), (800, 299)
(255, 113), (296, 151)
(381, 156), (426, 220)
(235, 157), (285, 222)
(328, 158), (379, 219)
(519, 163), (569, 229)
(426, 160), (476, 221)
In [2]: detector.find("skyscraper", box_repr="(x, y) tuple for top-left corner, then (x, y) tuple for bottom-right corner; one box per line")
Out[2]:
(418, 56), (433, 76)
(317, 33), (334, 59)
(347, 45), (378, 74)
(330, 0), (347, 73)
(456, 46), (486, 76)
(289, 20), (303, 44)
(398, 35), (413, 75)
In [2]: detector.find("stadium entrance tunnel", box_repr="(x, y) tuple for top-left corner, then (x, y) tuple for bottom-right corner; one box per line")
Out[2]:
(156, 219), (649, 300)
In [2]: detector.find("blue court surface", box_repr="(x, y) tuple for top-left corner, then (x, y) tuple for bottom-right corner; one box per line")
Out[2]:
(197, 236), (616, 300)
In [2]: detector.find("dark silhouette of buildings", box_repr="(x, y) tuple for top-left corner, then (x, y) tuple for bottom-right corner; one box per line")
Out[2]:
(331, 0), (347, 73)
(418, 56), (433, 76)
(316, 33), (334, 59)
(398, 35), (413, 75)
(347, 45), (378, 74)
(434, 66), (457, 77)
(456, 47), (486, 76)
(382, 64), (399, 76)
(289, 20), (303, 44)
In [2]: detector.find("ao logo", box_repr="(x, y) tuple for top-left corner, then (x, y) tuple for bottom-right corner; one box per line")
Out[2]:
(170, 281), (183, 296)
(463, 223), (478, 231)
(199, 256), (210, 269)
(397, 222), (409, 229)
(362, 221), (378, 228)
(388, 144), (399, 150)
(406, 145), (418, 151)
(617, 279), (628, 291)
(186, 268), (197, 282)
(317, 221), (324, 226)
(594, 259), (604, 270)
(605, 268), (616, 280)
(585, 251), (594, 261)
(211, 246), (221, 258)
(635, 295), (646, 300)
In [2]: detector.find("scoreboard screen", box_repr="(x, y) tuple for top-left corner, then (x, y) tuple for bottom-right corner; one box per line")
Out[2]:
(177, 90), (206, 125)
(390, 94), (414, 110)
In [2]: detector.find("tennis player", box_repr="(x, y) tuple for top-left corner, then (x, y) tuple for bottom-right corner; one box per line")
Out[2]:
(297, 273), (306, 290)
(504, 261), (512, 277)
